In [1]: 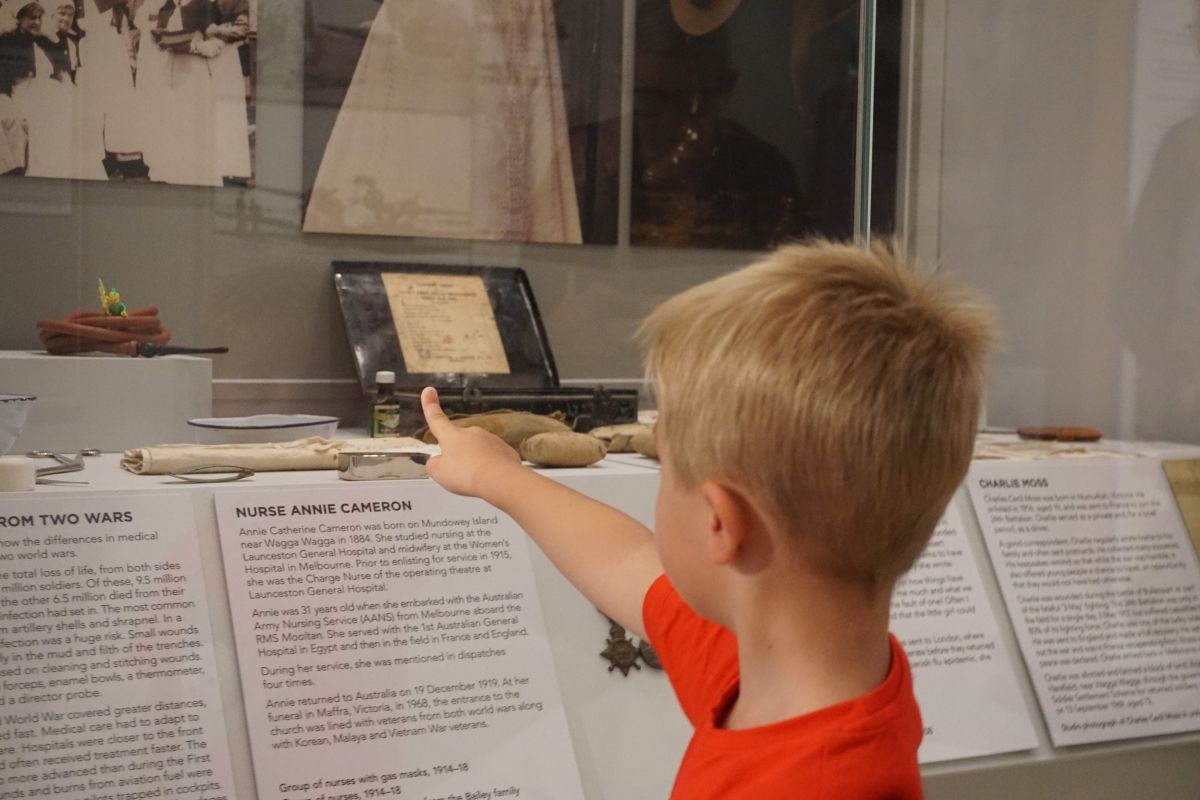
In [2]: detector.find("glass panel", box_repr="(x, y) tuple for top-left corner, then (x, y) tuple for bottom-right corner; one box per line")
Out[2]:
(301, 0), (622, 245)
(629, 0), (898, 248)
(0, 0), (898, 431)
(923, 0), (1199, 443)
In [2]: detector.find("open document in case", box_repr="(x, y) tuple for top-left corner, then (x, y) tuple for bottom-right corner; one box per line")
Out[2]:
(333, 262), (638, 436)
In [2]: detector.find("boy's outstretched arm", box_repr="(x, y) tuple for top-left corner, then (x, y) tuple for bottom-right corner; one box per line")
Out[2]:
(420, 387), (663, 638)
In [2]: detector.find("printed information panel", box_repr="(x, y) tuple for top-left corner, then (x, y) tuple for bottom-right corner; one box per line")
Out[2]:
(968, 458), (1200, 746)
(892, 500), (1039, 762)
(0, 494), (235, 800)
(214, 486), (585, 800)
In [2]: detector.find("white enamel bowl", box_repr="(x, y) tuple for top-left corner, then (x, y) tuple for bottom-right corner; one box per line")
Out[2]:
(187, 414), (339, 445)
(0, 394), (36, 455)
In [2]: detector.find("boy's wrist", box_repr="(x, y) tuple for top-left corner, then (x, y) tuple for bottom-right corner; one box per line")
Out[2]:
(474, 458), (528, 506)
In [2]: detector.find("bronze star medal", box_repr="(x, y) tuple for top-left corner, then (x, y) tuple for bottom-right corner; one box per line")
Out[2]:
(600, 621), (642, 676)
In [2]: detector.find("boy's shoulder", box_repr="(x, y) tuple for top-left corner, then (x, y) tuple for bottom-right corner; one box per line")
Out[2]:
(648, 576), (924, 800)
(670, 668), (924, 799)
(643, 576), (739, 723)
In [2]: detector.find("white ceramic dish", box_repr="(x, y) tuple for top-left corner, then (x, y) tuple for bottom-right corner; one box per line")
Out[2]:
(187, 414), (339, 445)
(0, 394), (36, 455)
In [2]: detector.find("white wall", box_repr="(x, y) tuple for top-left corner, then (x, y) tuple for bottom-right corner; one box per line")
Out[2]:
(917, 0), (1200, 444)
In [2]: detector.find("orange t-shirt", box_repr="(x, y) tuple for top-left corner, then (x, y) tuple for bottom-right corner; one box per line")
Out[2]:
(642, 575), (924, 800)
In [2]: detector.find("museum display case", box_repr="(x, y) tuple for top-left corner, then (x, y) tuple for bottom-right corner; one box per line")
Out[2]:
(0, 1), (1198, 798)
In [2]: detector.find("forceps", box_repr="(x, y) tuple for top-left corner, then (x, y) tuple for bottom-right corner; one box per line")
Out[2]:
(26, 449), (100, 483)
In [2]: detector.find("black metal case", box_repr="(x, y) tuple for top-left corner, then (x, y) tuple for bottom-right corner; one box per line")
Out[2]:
(333, 262), (637, 435)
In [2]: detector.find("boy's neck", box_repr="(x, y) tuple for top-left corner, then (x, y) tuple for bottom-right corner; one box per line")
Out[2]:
(720, 566), (894, 731)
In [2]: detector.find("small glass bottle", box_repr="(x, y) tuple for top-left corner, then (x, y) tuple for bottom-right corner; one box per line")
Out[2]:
(371, 370), (401, 437)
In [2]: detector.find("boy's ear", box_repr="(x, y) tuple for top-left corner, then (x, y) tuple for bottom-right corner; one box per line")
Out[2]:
(699, 480), (757, 566)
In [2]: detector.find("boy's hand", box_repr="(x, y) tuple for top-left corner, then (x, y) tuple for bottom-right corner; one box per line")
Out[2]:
(422, 388), (661, 637)
(421, 387), (522, 499)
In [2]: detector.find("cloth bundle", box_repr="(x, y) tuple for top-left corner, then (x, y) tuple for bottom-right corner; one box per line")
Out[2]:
(121, 436), (426, 474)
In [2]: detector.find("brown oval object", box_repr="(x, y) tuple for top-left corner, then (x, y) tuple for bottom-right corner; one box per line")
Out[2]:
(588, 423), (651, 453)
(419, 411), (572, 450)
(1017, 426), (1102, 442)
(519, 432), (607, 467)
(606, 433), (634, 452)
(630, 427), (658, 459)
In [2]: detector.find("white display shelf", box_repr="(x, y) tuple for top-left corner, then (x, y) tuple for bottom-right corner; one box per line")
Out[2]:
(4, 449), (1200, 799)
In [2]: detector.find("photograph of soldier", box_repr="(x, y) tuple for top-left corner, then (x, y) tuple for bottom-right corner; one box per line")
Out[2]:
(631, 0), (899, 249)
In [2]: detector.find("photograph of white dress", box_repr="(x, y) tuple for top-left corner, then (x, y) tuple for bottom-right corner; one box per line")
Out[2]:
(24, 2), (106, 179)
(303, 0), (621, 245)
(78, 0), (142, 158)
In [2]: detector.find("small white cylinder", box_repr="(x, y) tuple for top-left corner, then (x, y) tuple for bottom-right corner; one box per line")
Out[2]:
(0, 456), (36, 492)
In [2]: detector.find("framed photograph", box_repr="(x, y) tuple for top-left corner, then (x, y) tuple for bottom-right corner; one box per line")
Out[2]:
(0, 0), (256, 186)
(630, 0), (900, 249)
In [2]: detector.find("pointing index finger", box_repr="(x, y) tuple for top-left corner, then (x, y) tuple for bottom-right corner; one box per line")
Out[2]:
(420, 386), (454, 440)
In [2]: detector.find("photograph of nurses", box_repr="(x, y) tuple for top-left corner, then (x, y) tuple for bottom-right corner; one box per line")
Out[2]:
(0, 0), (255, 186)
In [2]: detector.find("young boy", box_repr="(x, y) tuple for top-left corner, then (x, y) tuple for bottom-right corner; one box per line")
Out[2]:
(419, 238), (994, 798)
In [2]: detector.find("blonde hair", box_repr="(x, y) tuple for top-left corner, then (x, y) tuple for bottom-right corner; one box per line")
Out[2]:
(638, 239), (995, 591)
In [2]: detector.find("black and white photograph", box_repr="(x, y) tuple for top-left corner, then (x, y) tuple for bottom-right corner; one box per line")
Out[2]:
(0, 0), (256, 186)
(302, 0), (622, 245)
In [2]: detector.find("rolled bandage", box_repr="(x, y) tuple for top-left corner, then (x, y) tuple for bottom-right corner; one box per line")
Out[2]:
(0, 456), (36, 491)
